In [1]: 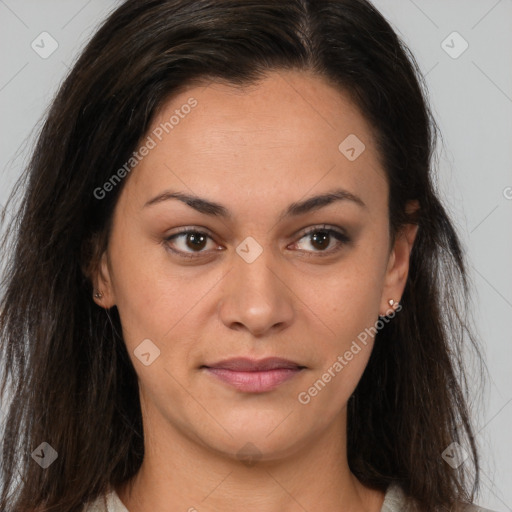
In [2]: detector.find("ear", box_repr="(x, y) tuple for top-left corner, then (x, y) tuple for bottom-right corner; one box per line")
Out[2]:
(379, 200), (419, 316)
(92, 250), (116, 309)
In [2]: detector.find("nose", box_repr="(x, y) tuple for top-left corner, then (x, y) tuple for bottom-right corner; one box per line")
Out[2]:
(217, 246), (295, 337)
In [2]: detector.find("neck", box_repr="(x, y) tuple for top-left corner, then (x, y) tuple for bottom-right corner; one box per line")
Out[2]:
(116, 403), (385, 512)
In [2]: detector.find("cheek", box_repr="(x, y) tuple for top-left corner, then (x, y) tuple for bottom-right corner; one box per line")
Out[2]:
(300, 254), (386, 342)
(106, 227), (177, 346)
(293, 238), (388, 402)
(107, 227), (220, 363)
(295, 274), (380, 414)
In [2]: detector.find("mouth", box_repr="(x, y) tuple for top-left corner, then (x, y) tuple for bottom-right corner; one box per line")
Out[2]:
(200, 357), (307, 393)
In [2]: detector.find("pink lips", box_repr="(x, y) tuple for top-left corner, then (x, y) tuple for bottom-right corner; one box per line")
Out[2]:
(202, 357), (305, 393)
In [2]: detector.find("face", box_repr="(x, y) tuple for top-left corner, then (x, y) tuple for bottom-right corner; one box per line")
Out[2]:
(94, 69), (417, 462)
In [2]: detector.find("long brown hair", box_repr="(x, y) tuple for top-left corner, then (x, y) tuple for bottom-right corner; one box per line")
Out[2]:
(0, 1), (485, 510)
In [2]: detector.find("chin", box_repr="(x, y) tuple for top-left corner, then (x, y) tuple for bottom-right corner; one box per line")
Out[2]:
(195, 421), (313, 465)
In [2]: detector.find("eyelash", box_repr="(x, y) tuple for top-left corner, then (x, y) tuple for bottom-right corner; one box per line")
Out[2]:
(164, 225), (351, 260)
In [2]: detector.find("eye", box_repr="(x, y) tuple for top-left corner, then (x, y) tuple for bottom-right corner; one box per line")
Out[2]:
(291, 225), (350, 256)
(164, 224), (351, 260)
(164, 228), (220, 259)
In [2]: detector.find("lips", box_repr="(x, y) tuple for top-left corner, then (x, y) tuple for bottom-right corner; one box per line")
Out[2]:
(203, 357), (305, 372)
(201, 357), (306, 393)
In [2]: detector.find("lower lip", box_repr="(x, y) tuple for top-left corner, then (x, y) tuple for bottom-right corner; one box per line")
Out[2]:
(203, 367), (303, 393)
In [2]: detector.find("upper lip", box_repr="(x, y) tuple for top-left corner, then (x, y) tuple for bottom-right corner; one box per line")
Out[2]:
(202, 357), (305, 371)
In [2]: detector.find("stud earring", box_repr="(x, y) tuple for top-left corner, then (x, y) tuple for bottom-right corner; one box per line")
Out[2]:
(379, 298), (398, 319)
(94, 291), (103, 299)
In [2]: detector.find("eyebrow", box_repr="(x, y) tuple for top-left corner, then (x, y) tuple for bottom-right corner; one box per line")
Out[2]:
(143, 187), (367, 220)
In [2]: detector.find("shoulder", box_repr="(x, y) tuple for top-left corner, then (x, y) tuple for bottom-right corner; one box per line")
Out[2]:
(380, 483), (412, 511)
(82, 488), (129, 512)
(381, 484), (498, 512)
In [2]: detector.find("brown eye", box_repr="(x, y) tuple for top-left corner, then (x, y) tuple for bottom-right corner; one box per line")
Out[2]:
(293, 225), (350, 256)
(165, 229), (217, 258)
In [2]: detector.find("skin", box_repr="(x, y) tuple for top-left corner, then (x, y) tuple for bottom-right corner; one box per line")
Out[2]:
(93, 69), (418, 512)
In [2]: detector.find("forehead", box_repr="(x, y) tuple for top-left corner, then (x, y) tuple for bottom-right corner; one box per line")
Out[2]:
(124, 70), (387, 214)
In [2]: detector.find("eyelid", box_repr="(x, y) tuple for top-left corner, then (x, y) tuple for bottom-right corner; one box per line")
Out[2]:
(291, 224), (350, 257)
(164, 226), (220, 259)
(164, 225), (217, 242)
(295, 223), (346, 239)
(164, 224), (350, 259)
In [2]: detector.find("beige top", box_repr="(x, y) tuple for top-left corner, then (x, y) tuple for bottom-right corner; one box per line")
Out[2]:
(83, 483), (495, 511)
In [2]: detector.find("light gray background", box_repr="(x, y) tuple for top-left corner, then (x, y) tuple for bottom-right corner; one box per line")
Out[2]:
(0, 1), (511, 510)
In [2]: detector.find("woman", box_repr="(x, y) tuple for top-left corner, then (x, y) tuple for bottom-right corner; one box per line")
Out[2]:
(0, 0), (492, 511)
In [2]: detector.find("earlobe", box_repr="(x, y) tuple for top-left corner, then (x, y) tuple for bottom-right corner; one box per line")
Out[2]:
(92, 251), (115, 308)
(379, 202), (420, 316)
